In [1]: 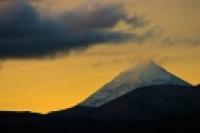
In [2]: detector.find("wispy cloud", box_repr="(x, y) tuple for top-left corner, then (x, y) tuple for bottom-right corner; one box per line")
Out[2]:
(162, 36), (200, 45)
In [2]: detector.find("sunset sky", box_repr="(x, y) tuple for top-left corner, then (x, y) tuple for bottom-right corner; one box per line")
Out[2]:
(0, 0), (200, 113)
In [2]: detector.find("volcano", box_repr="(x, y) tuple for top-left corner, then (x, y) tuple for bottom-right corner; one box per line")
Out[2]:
(81, 61), (190, 107)
(0, 61), (200, 133)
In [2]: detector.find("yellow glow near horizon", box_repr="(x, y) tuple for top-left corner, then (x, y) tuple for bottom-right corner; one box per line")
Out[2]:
(0, 0), (200, 113)
(0, 43), (200, 113)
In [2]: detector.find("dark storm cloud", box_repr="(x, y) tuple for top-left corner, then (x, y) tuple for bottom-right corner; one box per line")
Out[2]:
(0, 1), (150, 58)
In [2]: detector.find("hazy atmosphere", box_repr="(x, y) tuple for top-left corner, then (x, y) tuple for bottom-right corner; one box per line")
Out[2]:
(0, 0), (200, 113)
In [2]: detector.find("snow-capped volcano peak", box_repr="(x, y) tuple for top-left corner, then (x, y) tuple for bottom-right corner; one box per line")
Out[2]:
(80, 61), (191, 107)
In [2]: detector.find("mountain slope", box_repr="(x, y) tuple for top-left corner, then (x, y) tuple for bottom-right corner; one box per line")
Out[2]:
(92, 85), (200, 121)
(81, 61), (190, 107)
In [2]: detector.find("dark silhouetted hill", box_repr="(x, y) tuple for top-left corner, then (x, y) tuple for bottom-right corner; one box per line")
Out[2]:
(1, 85), (200, 133)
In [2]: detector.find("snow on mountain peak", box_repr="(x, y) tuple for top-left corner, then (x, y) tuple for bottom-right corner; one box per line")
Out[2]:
(80, 61), (191, 107)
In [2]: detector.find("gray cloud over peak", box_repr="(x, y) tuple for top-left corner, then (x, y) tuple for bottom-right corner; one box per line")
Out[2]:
(0, 1), (151, 58)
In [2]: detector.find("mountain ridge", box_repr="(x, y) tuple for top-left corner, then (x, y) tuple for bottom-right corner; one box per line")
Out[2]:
(81, 61), (191, 107)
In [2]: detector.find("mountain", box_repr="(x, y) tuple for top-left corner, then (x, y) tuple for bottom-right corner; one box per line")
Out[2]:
(81, 61), (190, 107)
(95, 85), (200, 121)
(0, 61), (200, 133)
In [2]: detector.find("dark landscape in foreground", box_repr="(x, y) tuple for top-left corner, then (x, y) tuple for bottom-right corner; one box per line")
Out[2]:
(0, 85), (200, 133)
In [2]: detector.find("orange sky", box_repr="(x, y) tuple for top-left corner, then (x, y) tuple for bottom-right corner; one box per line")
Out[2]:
(0, 0), (200, 113)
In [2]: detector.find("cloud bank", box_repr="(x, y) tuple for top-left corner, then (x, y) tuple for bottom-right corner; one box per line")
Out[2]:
(0, 1), (151, 58)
